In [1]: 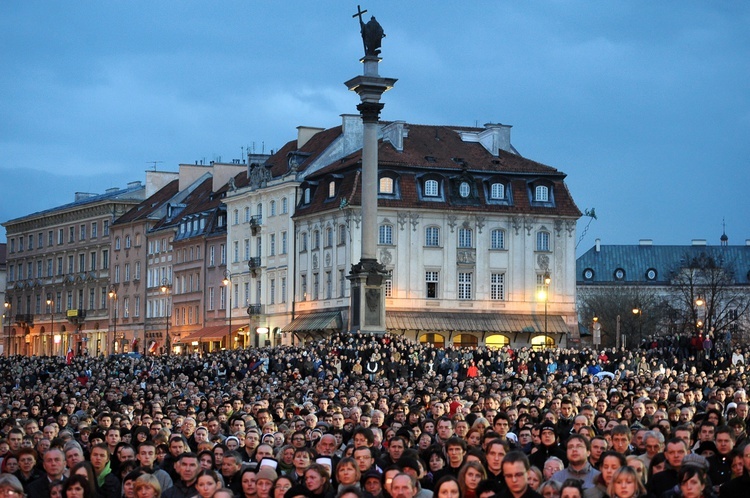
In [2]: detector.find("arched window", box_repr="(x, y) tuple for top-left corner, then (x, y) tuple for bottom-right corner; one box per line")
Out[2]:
(490, 229), (505, 250)
(453, 334), (478, 348)
(379, 177), (394, 194)
(125, 235), (131, 248)
(256, 203), (263, 218)
(328, 181), (336, 198)
(459, 181), (470, 198)
(490, 183), (505, 199)
(233, 209), (239, 225)
(419, 333), (445, 348)
(424, 179), (439, 197)
(458, 228), (473, 248)
(325, 227), (333, 247)
(379, 224), (393, 245)
(485, 334), (510, 349)
(535, 185), (549, 202)
(115, 237), (121, 250)
(425, 226), (440, 247)
(270, 200), (276, 216)
(536, 231), (550, 251)
(244, 207), (250, 222)
(531, 335), (555, 351)
(281, 197), (288, 213)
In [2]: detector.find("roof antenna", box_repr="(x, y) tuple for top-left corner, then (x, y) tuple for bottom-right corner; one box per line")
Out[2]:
(147, 161), (163, 170)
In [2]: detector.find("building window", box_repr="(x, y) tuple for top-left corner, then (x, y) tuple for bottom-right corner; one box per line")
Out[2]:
(220, 244), (226, 265)
(68, 227), (74, 243)
(313, 273), (319, 300)
(125, 235), (131, 248)
(313, 230), (320, 250)
(208, 287), (215, 310)
(115, 237), (121, 250)
(58, 229), (64, 245)
(490, 183), (505, 199)
(491, 273), (505, 300)
(244, 206), (251, 223)
(244, 239), (250, 261)
(270, 200), (276, 216)
(325, 227), (333, 248)
(425, 226), (440, 247)
(256, 237), (262, 257)
(328, 181), (336, 198)
(535, 185), (549, 202)
(459, 181), (470, 198)
(233, 241), (239, 263)
(103, 220), (109, 235)
(536, 231), (550, 252)
(424, 179), (439, 197)
(304, 188), (311, 204)
(325, 271), (332, 299)
(281, 197), (288, 214)
(270, 278), (276, 304)
(458, 272), (473, 300)
(135, 261), (140, 280)
(209, 246), (215, 266)
(491, 229), (505, 250)
(233, 209), (239, 225)
(338, 225), (347, 245)
(90, 252), (97, 271)
(270, 234), (276, 256)
(300, 232), (308, 252)
(426, 271), (439, 299)
(458, 228), (473, 248)
(300, 274), (307, 300)
(48, 230), (53, 246)
(114, 265), (120, 283)
(384, 269), (393, 297)
(102, 250), (109, 270)
(281, 231), (288, 254)
(281, 277), (287, 303)
(220, 286), (226, 309)
(338, 270), (345, 298)
(379, 177), (394, 194)
(379, 224), (393, 245)
(80, 224), (86, 240)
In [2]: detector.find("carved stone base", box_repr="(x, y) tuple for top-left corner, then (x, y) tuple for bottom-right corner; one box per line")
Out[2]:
(347, 258), (388, 335)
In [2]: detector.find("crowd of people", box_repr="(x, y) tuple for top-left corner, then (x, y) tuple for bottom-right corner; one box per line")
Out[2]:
(0, 330), (748, 498)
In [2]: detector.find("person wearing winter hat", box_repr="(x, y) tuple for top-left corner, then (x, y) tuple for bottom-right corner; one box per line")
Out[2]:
(257, 466), (279, 498)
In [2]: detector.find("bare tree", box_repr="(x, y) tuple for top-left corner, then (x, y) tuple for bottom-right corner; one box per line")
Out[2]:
(668, 252), (750, 344)
(578, 285), (667, 348)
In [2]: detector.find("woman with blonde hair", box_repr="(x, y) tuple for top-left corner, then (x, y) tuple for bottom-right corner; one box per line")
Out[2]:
(134, 474), (162, 498)
(606, 466), (646, 498)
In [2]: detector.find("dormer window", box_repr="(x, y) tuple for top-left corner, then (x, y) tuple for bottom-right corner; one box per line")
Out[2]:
(303, 188), (311, 204)
(535, 185), (549, 202)
(328, 181), (336, 198)
(425, 179), (439, 197)
(379, 177), (394, 194)
(459, 182), (470, 198)
(490, 183), (505, 199)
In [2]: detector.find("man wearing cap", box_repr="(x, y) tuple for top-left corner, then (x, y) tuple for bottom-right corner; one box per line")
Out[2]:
(363, 469), (383, 498)
(529, 421), (566, 470)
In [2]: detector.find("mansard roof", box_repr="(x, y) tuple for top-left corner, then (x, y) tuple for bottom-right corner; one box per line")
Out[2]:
(576, 243), (750, 285)
(115, 180), (180, 224)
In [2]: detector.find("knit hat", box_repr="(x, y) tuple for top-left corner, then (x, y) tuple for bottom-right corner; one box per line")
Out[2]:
(256, 467), (278, 483)
(540, 421), (557, 433)
(682, 453), (709, 470)
(397, 456), (421, 472)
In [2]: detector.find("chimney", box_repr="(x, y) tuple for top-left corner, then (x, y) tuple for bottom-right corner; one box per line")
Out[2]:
(639, 239), (653, 246)
(297, 126), (325, 149)
(692, 239), (707, 246)
(595, 238), (601, 252)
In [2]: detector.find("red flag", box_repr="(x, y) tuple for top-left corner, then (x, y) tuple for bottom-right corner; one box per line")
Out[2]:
(148, 341), (158, 354)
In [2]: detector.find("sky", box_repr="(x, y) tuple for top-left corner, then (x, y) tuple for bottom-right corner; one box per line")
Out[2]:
(1, 1), (749, 254)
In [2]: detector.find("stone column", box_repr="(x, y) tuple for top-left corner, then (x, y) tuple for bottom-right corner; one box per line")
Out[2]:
(344, 56), (396, 335)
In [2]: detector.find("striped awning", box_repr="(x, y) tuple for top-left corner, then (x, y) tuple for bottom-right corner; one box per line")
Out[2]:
(282, 311), (342, 332)
(386, 311), (569, 334)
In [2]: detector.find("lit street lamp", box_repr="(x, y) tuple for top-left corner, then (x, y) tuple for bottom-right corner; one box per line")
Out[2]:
(632, 307), (642, 345)
(161, 279), (171, 355)
(537, 271), (551, 349)
(3, 302), (10, 356)
(223, 270), (232, 349)
(108, 286), (117, 355)
(46, 299), (54, 356)
(695, 296), (706, 334)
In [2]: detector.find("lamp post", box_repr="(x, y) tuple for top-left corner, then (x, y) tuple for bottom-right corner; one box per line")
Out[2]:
(537, 271), (551, 349)
(46, 299), (54, 356)
(632, 307), (642, 346)
(695, 296), (705, 335)
(3, 302), (10, 357)
(161, 279), (171, 355)
(223, 270), (232, 350)
(108, 286), (117, 355)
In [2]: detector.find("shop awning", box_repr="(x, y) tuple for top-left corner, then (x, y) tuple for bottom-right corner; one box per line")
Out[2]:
(385, 311), (569, 334)
(182, 325), (231, 342)
(282, 311), (342, 332)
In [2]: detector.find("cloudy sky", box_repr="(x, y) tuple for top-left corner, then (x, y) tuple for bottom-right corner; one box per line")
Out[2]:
(1, 1), (748, 253)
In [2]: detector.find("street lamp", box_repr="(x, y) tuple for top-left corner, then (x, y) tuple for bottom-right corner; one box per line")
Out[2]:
(223, 270), (232, 349)
(695, 296), (705, 334)
(108, 286), (117, 355)
(3, 302), (10, 357)
(632, 307), (642, 345)
(46, 299), (54, 356)
(537, 271), (551, 349)
(161, 279), (171, 355)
